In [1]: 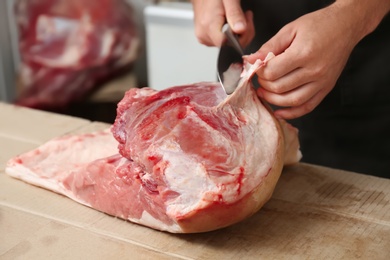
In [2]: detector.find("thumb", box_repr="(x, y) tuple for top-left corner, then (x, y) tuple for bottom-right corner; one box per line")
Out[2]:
(246, 25), (295, 63)
(223, 0), (246, 34)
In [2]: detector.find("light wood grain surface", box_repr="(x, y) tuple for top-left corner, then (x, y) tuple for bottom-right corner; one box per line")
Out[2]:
(1, 103), (389, 259)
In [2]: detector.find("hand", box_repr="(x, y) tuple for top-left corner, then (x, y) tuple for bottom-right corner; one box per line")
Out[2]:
(191, 0), (255, 47)
(246, 3), (368, 119)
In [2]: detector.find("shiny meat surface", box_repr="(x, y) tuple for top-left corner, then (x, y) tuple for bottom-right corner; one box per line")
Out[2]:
(6, 59), (301, 233)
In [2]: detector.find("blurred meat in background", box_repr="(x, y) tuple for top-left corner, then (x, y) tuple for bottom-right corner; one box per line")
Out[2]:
(14, 0), (140, 120)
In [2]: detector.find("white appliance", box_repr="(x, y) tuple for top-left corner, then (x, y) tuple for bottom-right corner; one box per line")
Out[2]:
(144, 2), (219, 90)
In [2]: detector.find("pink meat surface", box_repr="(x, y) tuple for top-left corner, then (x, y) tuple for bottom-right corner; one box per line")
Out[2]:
(6, 59), (301, 233)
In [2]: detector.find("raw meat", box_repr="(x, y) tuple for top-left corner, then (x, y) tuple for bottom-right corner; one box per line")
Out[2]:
(6, 58), (301, 233)
(14, 0), (139, 109)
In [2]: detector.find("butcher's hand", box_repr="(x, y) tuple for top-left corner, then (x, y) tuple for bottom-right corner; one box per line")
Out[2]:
(191, 0), (254, 47)
(246, 0), (390, 119)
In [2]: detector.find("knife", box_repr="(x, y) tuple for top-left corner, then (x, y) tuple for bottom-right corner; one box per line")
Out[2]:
(217, 23), (245, 94)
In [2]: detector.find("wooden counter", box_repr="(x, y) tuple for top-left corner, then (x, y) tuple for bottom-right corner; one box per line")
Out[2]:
(1, 102), (389, 259)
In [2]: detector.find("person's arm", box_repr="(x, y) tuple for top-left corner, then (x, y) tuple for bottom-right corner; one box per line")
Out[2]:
(191, 0), (254, 47)
(246, 0), (390, 119)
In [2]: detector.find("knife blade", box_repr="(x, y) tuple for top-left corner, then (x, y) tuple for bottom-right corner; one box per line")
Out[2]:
(217, 23), (245, 94)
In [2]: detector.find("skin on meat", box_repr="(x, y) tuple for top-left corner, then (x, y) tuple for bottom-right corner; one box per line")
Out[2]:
(6, 57), (301, 233)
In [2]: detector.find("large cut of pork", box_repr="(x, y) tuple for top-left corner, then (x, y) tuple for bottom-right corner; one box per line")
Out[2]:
(6, 58), (301, 233)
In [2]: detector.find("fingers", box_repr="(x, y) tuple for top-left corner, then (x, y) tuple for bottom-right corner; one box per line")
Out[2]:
(240, 11), (255, 48)
(207, 18), (227, 46)
(221, 0), (254, 48)
(257, 77), (332, 119)
(257, 80), (318, 109)
(192, 0), (254, 47)
(256, 51), (304, 87)
(223, 0), (246, 34)
(246, 25), (296, 62)
(192, 0), (226, 46)
(272, 88), (330, 119)
(255, 48), (334, 119)
(254, 50), (309, 100)
(193, 17), (225, 47)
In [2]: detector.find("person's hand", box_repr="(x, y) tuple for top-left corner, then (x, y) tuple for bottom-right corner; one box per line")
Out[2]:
(246, 3), (374, 119)
(191, 0), (255, 47)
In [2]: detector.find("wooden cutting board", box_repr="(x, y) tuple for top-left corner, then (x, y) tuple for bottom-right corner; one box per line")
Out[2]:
(1, 102), (389, 259)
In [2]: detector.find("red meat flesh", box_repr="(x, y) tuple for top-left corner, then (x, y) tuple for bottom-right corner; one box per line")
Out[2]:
(6, 58), (301, 233)
(14, 0), (139, 109)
